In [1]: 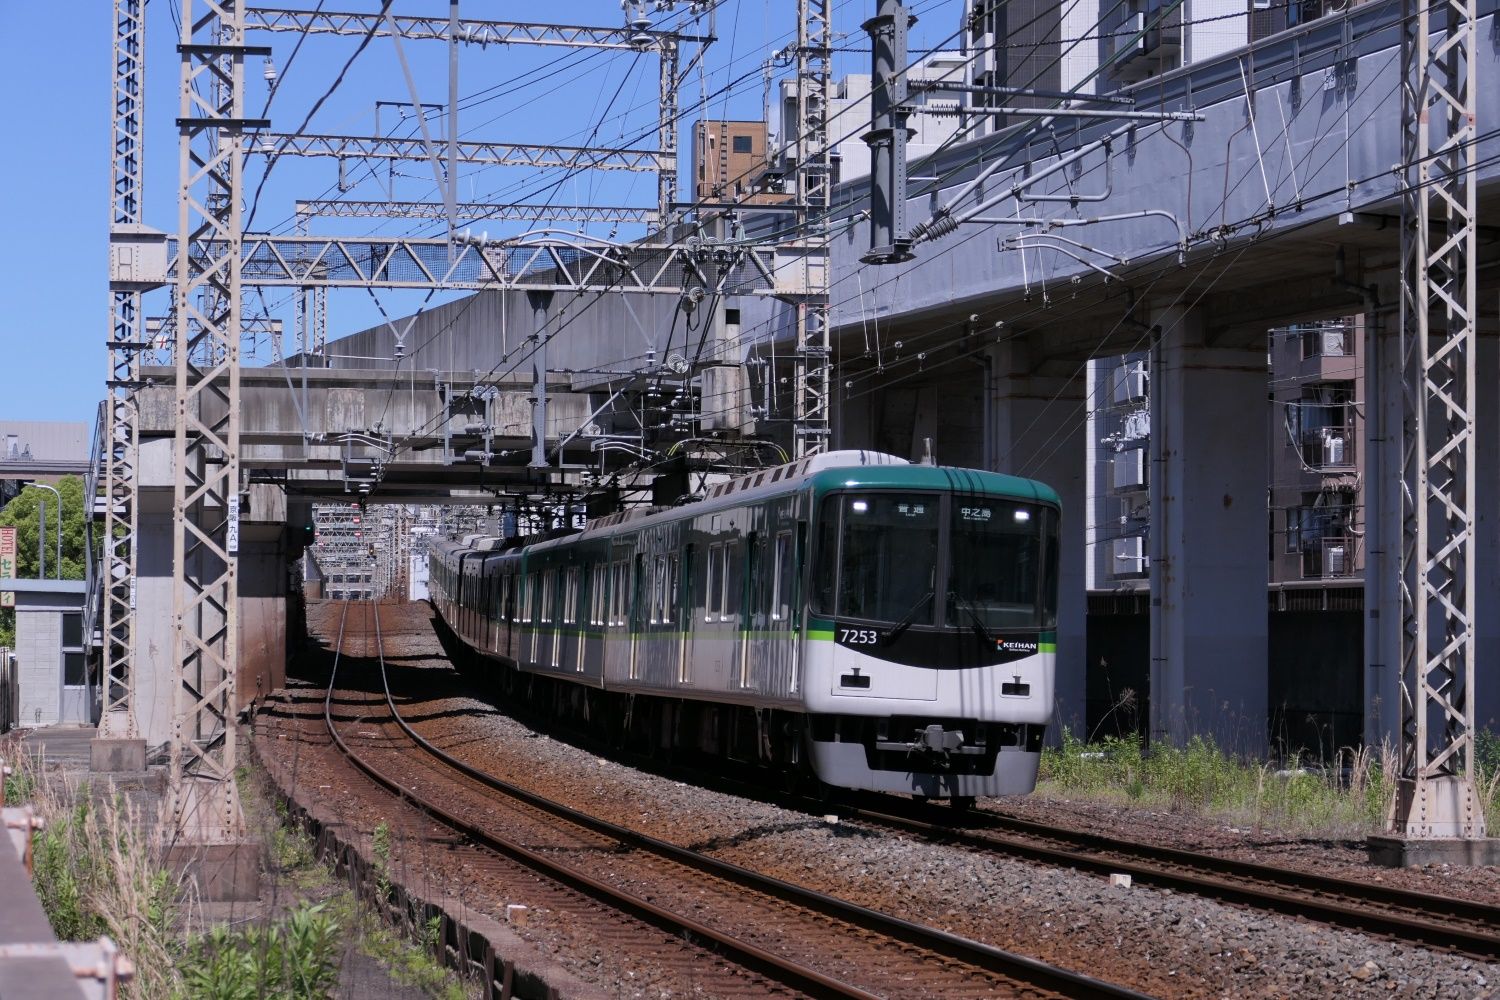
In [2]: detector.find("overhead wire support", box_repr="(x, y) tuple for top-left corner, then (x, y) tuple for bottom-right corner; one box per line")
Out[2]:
(253, 133), (665, 172)
(658, 35), (680, 222)
(167, 0), (249, 844)
(789, 0), (834, 458)
(1392, 0), (1487, 840)
(244, 7), (713, 50)
(293, 199), (658, 226)
(102, 0), (147, 742)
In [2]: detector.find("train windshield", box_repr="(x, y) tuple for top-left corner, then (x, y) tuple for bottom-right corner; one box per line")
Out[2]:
(946, 501), (1057, 630)
(814, 493), (1057, 631)
(827, 494), (940, 627)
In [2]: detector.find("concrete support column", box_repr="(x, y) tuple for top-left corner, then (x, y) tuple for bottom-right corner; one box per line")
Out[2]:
(1148, 307), (1268, 752)
(987, 342), (1087, 737)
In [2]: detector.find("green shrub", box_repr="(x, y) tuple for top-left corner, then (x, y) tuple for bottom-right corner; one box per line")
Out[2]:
(180, 902), (342, 1000)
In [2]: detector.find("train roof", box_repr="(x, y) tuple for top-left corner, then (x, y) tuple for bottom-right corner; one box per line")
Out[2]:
(434, 452), (1060, 559)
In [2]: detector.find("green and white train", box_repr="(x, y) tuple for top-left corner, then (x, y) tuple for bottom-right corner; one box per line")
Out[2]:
(429, 450), (1061, 802)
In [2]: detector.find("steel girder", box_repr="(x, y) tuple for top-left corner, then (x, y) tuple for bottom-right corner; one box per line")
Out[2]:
(244, 7), (707, 50)
(179, 233), (781, 294)
(293, 199), (657, 226)
(252, 133), (663, 172)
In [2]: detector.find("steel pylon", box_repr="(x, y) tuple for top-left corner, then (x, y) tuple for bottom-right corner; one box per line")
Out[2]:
(791, 0), (833, 458)
(101, 0), (147, 741)
(1394, 0), (1486, 838)
(165, 0), (259, 842)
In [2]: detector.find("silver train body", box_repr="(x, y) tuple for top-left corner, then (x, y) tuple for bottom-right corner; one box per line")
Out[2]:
(428, 450), (1061, 798)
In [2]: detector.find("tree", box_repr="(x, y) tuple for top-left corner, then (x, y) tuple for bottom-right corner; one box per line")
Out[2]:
(0, 477), (89, 647)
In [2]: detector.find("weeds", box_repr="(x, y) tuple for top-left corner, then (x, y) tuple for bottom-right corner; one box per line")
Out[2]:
(181, 902), (342, 1000)
(372, 820), (393, 901)
(1039, 727), (1405, 836)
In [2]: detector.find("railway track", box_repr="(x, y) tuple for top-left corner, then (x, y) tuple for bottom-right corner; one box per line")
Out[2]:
(832, 795), (1500, 961)
(325, 600), (1151, 1000)
(412, 603), (1500, 966)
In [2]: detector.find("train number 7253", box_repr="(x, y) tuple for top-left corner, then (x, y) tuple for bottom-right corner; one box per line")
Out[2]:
(838, 628), (879, 645)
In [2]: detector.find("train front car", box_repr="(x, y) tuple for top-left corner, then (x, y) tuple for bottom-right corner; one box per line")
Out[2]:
(801, 464), (1060, 800)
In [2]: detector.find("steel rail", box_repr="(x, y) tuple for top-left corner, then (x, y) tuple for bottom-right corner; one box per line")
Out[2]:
(842, 802), (1500, 960)
(332, 601), (1149, 1000)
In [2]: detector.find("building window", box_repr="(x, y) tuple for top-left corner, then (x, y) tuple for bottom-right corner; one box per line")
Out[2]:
(64, 652), (86, 686)
(732, 134), (753, 154)
(63, 614), (82, 649)
(1287, 493), (1357, 578)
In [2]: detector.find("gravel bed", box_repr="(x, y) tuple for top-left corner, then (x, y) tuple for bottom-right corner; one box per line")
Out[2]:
(306, 602), (1500, 998)
(986, 794), (1500, 905)
(261, 603), (790, 999)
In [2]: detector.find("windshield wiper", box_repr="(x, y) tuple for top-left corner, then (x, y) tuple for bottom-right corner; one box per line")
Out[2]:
(882, 590), (933, 646)
(950, 592), (996, 646)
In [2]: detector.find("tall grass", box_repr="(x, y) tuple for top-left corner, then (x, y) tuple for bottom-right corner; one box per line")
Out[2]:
(7, 750), (348, 999)
(1038, 727), (1404, 837)
(9, 751), (181, 997)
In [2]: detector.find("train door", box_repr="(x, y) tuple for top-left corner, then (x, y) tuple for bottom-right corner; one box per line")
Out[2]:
(678, 544), (695, 685)
(771, 526), (799, 697)
(605, 545), (633, 683)
(630, 552), (646, 681)
(741, 531), (765, 692)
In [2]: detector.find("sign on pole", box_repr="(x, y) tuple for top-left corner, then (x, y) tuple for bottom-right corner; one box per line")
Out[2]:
(0, 525), (15, 607)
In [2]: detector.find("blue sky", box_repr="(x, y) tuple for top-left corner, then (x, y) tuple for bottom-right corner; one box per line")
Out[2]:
(0, 1), (963, 426)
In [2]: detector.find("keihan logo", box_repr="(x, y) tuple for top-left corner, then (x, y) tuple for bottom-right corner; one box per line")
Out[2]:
(997, 639), (1038, 653)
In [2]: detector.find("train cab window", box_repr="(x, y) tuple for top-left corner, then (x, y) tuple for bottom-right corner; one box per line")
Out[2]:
(946, 502), (1054, 629)
(771, 530), (794, 622)
(837, 494), (939, 627)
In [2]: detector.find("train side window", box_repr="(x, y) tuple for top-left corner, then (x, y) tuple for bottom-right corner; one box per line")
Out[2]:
(705, 543), (721, 621)
(812, 503), (837, 616)
(721, 544), (741, 621)
(664, 553), (679, 626)
(649, 556), (666, 625)
(588, 565), (602, 626)
(563, 568), (579, 625)
(772, 530), (793, 622)
(607, 561), (621, 626)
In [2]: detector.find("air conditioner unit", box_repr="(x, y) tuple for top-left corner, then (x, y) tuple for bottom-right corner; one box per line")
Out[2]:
(1322, 432), (1345, 466)
(1113, 535), (1147, 573)
(1327, 545), (1347, 575)
(1113, 363), (1147, 404)
(1112, 449), (1148, 492)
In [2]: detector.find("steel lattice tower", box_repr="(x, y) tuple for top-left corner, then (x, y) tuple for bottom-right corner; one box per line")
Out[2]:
(101, 0), (147, 741)
(791, 0), (833, 458)
(1394, 0), (1486, 838)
